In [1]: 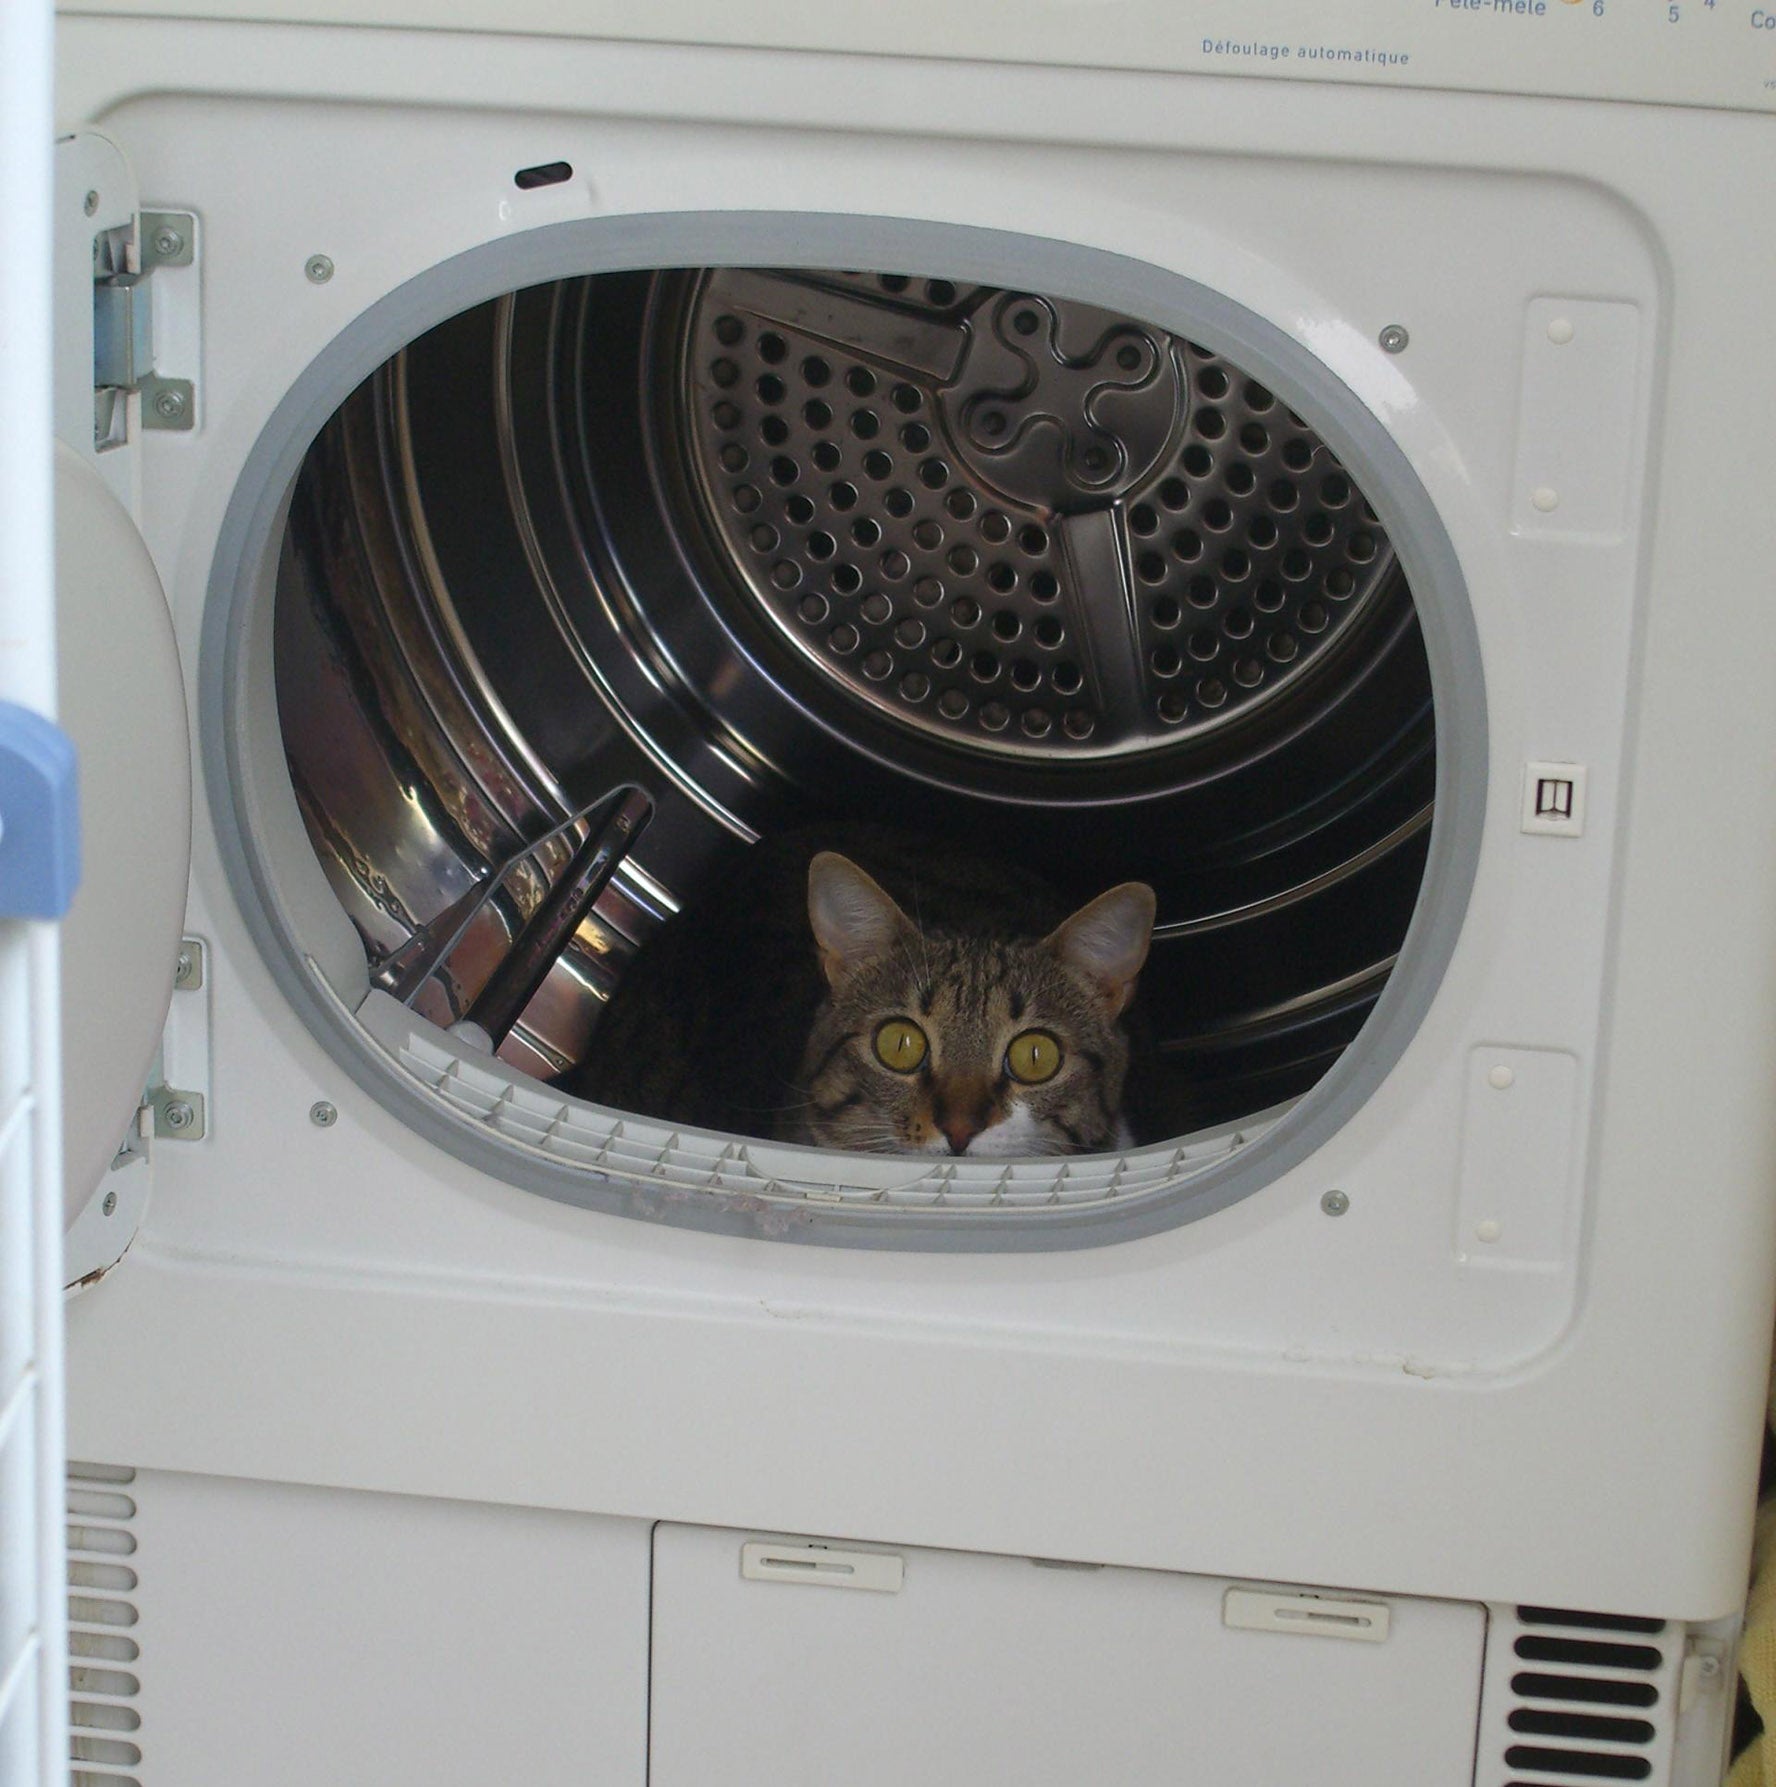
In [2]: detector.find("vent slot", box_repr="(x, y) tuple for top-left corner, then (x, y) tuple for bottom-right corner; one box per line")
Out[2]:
(1511, 1672), (1659, 1709)
(1513, 1636), (1665, 1672)
(1507, 1709), (1656, 1744)
(1477, 1605), (1677, 1787)
(1502, 1744), (1652, 1779)
(66, 1462), (142, 1787)
(1519, 1607), (1667, 1635)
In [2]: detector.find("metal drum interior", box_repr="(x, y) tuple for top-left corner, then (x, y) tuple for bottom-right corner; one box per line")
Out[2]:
(275, 266), (1435, 1153)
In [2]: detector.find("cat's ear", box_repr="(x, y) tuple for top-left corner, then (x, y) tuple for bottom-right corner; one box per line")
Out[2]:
(1044, 883), (1156, 1018)
(807, 853), (918, 987)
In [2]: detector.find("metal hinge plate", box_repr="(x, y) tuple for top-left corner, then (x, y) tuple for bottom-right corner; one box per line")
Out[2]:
(145, 936), (211, 1141)
(147, 1084), (206, 1141)
(92, 208), (199, 449)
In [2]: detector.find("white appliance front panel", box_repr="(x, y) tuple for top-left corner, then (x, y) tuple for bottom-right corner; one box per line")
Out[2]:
(55, 0), (1776, 114)
(53, 24), (1776, 1622)
(651, 1522), (1487, 1786)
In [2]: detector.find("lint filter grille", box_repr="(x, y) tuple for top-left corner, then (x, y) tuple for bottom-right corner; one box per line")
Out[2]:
(366, 991), (1270, 1217)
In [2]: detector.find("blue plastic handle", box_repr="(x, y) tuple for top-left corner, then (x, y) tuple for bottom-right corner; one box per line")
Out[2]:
(0, 701), (79, 919)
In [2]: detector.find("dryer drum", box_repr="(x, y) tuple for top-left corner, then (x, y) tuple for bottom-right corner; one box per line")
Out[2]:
(275, 268), (1435, 1146)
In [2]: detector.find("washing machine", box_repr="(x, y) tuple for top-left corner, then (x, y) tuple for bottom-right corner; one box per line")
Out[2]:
(40, 2), (1776, 1781)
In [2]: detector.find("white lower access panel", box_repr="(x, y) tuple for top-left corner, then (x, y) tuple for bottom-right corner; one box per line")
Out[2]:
(649, 1524), (1487, 1785)
(66, 1467), (652, 1785)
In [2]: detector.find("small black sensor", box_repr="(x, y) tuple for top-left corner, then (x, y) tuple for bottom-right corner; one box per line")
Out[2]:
(513, 161), (573, 191)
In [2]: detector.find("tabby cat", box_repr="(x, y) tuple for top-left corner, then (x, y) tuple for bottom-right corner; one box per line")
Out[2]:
(564, 832), (1155, 1158)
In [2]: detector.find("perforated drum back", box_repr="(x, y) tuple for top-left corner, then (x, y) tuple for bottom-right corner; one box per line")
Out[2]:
(679, 272), (1394, 760)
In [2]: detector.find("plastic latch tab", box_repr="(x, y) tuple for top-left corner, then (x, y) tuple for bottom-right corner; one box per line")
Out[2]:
(0, 702), (80, 918)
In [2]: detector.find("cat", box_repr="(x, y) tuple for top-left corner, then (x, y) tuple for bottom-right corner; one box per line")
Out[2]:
(563, 831), (1155, 1158)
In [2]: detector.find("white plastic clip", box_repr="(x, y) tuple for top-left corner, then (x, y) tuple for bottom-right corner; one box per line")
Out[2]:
(1223, 1588), (1391, 1642)
(740, 1541), (904, 1594)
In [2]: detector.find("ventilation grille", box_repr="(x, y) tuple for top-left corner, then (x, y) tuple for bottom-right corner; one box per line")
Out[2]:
(1476, 1605), (1678, 1787)
(368, 991), (1274, 1219)
(66, 1463), (141, 1787)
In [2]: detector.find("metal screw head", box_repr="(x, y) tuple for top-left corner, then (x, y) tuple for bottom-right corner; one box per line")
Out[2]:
(173, 937), (205, 991)
(1320, 1189), (1350, 1217)
(102, 1190), (118, 1217)
(152, 226), (185, 257)
(163, 1100), (195, 1132)
(305, 254), (335, 284)
(309, 1100), (338, 1128)
(1378, 324), (1410, 355)
(83, 189), (100, 217)
(153, 388), (188, 421)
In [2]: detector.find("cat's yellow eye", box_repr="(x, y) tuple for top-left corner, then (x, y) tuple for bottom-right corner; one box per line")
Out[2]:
(873, 1018), (929, 1074)
(1005, 1029), (1063, 1085)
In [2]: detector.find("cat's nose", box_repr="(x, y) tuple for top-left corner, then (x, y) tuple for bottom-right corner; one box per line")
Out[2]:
(933, 1081), (994, 1154)
(940, 1116), (980, 1155)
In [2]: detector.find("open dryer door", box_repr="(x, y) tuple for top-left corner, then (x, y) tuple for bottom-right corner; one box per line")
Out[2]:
(54, 133), (194, 1284)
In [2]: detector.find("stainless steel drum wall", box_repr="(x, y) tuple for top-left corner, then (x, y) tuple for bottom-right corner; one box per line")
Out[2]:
(275, 268), (1435, 1138)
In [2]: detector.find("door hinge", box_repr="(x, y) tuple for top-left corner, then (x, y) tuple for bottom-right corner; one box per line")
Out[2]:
(139, 937), (211, 1142)
(146, 1083), (206, 1141)
(93, 209), (198, 451)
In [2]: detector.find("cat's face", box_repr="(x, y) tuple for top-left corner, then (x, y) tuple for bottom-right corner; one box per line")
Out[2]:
(790, 854), (1155, 1158)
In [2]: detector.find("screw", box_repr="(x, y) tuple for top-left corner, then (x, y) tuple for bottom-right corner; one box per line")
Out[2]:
(163, 1100), (195, 1132)
(1378, 324), (1410, 355)
(83, 190), (99, 216)
(102, 1190), (118, 1216)
(153, 388), (187, 421)
(310, 1100), (338, 1128)
(305, 254), (335, 284)
(1320, 1189), (1350, 1217)
(1697, 1655), (1722, 1680)
(152, 226), (185, 258)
